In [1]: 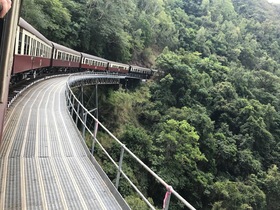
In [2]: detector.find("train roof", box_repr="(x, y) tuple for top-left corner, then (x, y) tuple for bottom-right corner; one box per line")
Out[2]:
(81, 53), (109, 62)
(52, 42), (81, 56)
(19, 18), (52, 46)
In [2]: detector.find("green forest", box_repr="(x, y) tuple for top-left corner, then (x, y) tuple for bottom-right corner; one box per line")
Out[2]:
(22, 0), (280, 209)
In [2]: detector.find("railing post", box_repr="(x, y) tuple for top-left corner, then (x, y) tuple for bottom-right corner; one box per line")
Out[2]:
(82, 112), (87, 140)
(92, 121), (98, 155)
(115, 146), (125, 189)
(80, 84), (84, 125)
(68, 92), (72, 111)
(71, 95), (75, 116)
(95, 83), (98, 120)
(76, 103), (80, 125)
(163, 186), (173, 210)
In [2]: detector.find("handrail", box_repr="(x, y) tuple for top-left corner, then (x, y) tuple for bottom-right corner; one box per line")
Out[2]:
(65, 73), (196, 210)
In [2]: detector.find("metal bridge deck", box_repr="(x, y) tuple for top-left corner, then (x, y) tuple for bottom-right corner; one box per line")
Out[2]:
(0, 76), (125, 209)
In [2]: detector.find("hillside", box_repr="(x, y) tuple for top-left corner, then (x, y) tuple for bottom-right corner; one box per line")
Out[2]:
(21, 0), (280, 209)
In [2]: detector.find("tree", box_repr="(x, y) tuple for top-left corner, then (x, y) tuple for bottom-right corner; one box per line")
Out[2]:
(263, 165), (280, 210)
(212, 180), (266, 210)
(151, 119), (206, 188)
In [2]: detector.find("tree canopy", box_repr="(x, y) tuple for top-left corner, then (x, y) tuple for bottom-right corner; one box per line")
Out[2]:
(21, 0), (280, 209)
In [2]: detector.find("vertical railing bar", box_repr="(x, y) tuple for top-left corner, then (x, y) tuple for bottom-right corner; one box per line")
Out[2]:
(115, 146), (125, 189)
(163, 186), (172, 210)
(92, 120), (98, 155)
(71, 95), (75, 116)
(76, 103), (80, 125)
(82, 112), (87, 140)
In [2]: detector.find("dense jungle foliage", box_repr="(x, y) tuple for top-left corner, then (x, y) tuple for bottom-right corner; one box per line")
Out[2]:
(22, 0), (280, 209)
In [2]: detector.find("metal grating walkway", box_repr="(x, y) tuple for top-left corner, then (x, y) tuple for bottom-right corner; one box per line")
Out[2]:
(0, 76), (127, 209)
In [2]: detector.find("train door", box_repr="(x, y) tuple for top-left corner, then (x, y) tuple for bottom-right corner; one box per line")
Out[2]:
(0, 0), (22, 142)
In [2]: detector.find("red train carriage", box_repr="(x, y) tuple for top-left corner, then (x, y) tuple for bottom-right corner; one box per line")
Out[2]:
(107, 61), (130, 74)
(80, 53), (109, 72)
(13, 18), (52, 78)
(51, 42), (81, 69)
(129, 65), (153, 78)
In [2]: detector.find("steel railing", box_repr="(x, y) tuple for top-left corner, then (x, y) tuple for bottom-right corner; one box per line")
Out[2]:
(65, 73), (196, 210)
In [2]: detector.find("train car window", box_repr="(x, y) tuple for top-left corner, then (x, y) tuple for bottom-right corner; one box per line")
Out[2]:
(32, 41), (36, 56)
(46, 46), (48, 57)
(41, 45), (44, 57)
(31, 39), (35, 56)
(46, 47), (49, 58)
(37, 41), (42, 56)
(58, 51), (61, 60)
(36, 41), (39, 56)
(27, 36), (31, 55)
(39, 43), (43, 57)
(23, 35), (30, 55)
(45, 46), (48, 57)
(24, 35), (28, 55)
(53, 49), (56, 59)
(18, 29), (23, 54)
(45, 45), (48, 57)
(30, 38), (33, 56)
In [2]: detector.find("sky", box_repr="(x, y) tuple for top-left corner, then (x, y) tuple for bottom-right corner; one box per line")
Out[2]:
(267, 0), (280, 4)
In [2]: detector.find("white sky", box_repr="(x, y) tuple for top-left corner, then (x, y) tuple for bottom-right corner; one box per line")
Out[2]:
(267, 0), (280, 4)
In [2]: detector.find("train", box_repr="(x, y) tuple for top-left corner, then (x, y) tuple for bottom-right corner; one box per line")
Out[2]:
(11, 18), (156, 84)
(0, 12), (155, 142)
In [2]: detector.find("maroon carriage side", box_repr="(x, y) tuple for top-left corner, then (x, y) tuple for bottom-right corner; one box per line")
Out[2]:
(13, 18), (52, 78)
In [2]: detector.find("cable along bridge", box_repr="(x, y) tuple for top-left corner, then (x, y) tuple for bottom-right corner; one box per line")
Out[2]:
(0, 73), (196, 210)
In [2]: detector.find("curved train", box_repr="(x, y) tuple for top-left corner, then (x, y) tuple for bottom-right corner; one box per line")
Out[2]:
(12, 18), (155, 83)
(0, 15), (155, 141)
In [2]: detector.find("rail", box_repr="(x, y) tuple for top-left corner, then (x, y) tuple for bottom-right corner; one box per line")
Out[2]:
(65, 73), (196, 210)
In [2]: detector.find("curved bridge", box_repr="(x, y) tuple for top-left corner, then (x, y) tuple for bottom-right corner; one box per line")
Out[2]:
(0, 73), (196, 210)
(0, 75), (129, 209)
